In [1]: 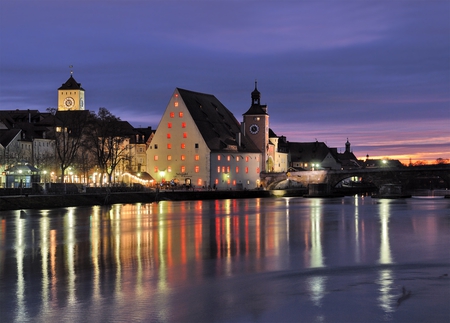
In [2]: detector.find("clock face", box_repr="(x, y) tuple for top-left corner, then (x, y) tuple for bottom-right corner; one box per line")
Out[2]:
(249, 124), (259, 134)
(64, 97), (75, 108)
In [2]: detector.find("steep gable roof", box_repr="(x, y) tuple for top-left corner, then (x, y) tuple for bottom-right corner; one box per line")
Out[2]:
(58, 75), (85, 90)
(0, 129), (21, 148)
(288, 141), (333, 162)
(177, 88), (259, 153)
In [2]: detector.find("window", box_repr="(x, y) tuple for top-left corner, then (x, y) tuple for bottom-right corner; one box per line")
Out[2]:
(174, 102), (179, 107)
(154, 156), (158, 161)
(183, 132), (187, 138)
(167, 143), (172, 149)
(217, 155), (221, 161)
(181, 155), (186, 161)
(227, 156), (231, 161)
(232, 180), (236, 186)
(181, 143), (186, 149)
(168, 166), (172, 173)
(245, 167), (249, 173)
(256, 167), (260, 173)
(215, 179), (219, 185)
(195, 166), (199, 173)
(235, 166), (239, 173)
(197, 179), (202, 186)
(222, 166), (226, 173)
(154, 166), (158, 173)
(236, 156), (240, 161)
(226, 166), (230, 173)
(182, 122), (186, 128)
(154, 144), (158, 149)
(195, 143), (199, 148)
(181, 166), (186, 172)
(170, 112), (175, 118)
(195, 155), (199, 161)
(167, 155), (172, 161)
(217, 166), (221, 173)
(246, 156), (249, 162)
(167, 133), (171, 139)
(179, 112), (183, 117)
(168, 122), (172, 128)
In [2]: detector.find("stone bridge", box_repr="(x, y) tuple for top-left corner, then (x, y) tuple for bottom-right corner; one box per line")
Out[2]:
(262, 164), (450, 190)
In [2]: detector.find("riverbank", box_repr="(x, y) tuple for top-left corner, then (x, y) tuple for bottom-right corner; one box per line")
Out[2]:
(0, 188), (307, 211)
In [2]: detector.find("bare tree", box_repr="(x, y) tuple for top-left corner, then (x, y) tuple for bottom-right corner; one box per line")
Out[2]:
(88, 108), (133, 185)
(48, 108), (92, 183)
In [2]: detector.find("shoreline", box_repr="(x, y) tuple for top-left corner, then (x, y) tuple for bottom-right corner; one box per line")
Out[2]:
(0, 189), (307, 211)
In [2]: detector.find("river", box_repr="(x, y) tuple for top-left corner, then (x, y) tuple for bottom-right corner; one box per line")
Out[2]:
(0, 197), (449, 322)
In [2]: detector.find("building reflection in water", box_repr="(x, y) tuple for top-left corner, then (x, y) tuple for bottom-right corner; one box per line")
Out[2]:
(305, 199), (327, 309)
(376, 200), (395, 316)
(2, 197), (446, 322)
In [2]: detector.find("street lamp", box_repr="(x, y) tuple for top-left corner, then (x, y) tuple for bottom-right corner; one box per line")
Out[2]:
(159, 170), (165, 187)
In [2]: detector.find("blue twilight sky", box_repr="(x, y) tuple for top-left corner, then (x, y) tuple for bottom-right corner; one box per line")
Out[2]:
(1, 0), (449, 162)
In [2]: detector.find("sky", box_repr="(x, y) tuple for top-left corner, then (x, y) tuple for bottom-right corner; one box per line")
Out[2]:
(0, 0), (449, 163)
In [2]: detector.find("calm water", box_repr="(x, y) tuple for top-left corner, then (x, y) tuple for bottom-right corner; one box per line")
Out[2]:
(0, 197), (449, 323)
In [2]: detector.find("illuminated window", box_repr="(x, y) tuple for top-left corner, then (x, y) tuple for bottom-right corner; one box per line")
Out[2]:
(179, 112), (183, 117)
(154, 155), (158, 161)
(167, 143), (172, 149)
(167, 133), (171, 139)
(227, 179), (230, 184)
(183, 132), (187, 138)
(245, 167), (249, 173)
(217, 155), (221, 161)
(181, 143), (186, 149)
(168, 122), (172, 128)
(174, 102), (178, 107)
(181, 166), (186, 172)
(197, 179), (202, 186)
(167, 155), (172, 161)
(256, 167), (260, 173)
(195, 166), (199, 173)
(215, 179), (219, 185)
(226, 166), (230, 173)
(181, 155), (186, 161)
(222, 166), (226, 173)
(217, 166), (221, 173)
(168, 166), (172, 173)
(236, 156), (240, 161)
(235, 166), (239, 173)
(154, 166), (158, 173)
(182, 122), (186, 128)
(256, 156), (259, 162)
(246, 156), (249, 162)
(227, 156), (231, 161)
(232, 180), (236, 185)
(170, 112), (175, 118)
(195, 155), (199, 161)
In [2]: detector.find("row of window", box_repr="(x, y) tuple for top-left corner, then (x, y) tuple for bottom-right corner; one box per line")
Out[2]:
(169, 111), (183, 118)
(167, 133), (187, 139)
(154, 155), (200, 161)
(168, 122), (186, 128)
(153, 143), (199, 149)
(217, 155), (258, 162)
(154, 166), (200, 173)
(153, 165), (259, 175)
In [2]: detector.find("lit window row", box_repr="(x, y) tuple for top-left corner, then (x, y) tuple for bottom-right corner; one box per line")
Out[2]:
(154, 155), (199, 161)
(167, 133), (187, 138)
(217, 155), (251, 162)
(169, 111), (183, 118)
(154, 166), (200, 173)
(168, 122), (186, 128)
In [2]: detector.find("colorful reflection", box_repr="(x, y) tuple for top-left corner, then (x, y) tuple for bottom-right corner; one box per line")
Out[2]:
(0, 198), (448, 322)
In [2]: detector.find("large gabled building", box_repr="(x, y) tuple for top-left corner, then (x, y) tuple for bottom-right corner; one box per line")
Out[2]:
(147, 88), (262, 189)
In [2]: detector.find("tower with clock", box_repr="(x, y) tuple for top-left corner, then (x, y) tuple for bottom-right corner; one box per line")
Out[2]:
(57, 72), (85, 111)
(242, 81), (270, 172)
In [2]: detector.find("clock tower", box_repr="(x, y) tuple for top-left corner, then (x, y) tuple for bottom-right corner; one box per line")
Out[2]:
(58, 73), (85, 111)
(243, 81), (269, 172)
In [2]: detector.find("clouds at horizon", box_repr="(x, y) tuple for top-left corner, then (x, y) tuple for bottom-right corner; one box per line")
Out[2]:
(0, 0), (449, 162)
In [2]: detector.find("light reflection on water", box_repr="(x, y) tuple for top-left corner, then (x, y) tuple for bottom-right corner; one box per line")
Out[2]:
(0, 197), (449, 322)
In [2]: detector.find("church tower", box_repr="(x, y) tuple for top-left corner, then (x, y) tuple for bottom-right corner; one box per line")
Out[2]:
(243, 81), (269, 172)
(58, 71), (85, 111)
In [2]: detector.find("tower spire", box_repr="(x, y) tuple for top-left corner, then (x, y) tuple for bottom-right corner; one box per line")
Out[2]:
(69, 65), (73, 75)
